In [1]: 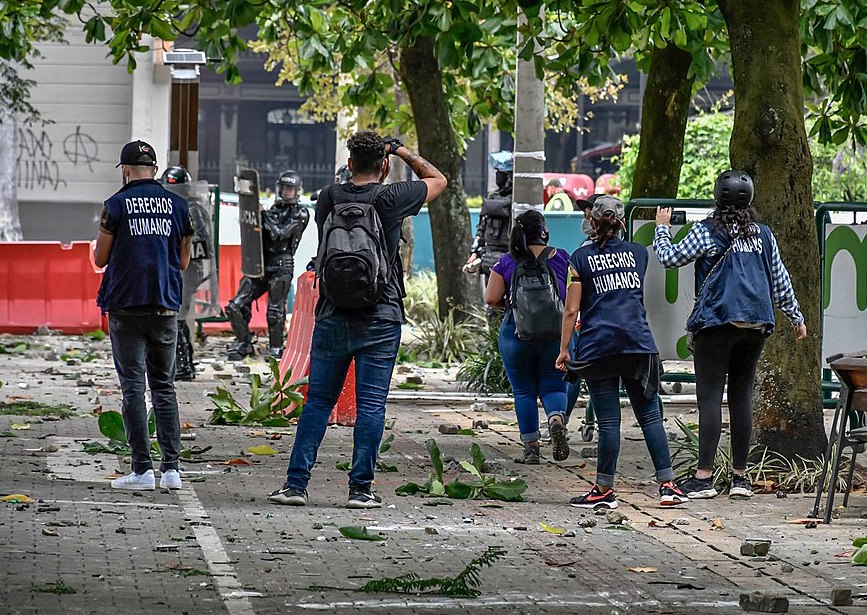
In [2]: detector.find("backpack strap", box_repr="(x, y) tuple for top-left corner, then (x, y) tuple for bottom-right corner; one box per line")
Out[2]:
(534, 246), (555, 266)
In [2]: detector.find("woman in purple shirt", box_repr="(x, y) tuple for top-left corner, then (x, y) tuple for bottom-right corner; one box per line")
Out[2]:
(485, 210), (571, 464)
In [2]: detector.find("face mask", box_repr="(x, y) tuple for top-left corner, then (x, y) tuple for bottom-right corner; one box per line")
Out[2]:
(581, 218), (593, 236)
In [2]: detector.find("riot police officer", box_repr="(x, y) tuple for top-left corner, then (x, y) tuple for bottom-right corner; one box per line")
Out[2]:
(159, 165), (206, 381)
(465, 151), (513, 280)
(225, 170), (310, 360)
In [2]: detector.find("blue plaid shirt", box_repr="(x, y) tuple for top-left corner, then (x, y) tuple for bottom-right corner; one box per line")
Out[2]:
(653, 222), (804, 325)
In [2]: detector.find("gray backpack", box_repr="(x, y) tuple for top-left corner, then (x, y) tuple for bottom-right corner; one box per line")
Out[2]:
(510, 247), (564, 341)
(316, 185), (390, 309)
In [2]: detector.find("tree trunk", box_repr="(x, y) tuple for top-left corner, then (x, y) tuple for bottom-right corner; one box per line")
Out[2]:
(631, 44), (694, 199)
(0, 109), (23, 241)
(719, 0), (826, 459)
(399, 36), (478, 316)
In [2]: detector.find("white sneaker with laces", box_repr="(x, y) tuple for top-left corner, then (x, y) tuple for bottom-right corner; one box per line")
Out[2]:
(111, 469), (155, 491)
(160, 469), (182, 490)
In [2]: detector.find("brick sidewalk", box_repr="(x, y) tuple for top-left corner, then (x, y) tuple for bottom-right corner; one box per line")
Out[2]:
(1, 334), (865, 614)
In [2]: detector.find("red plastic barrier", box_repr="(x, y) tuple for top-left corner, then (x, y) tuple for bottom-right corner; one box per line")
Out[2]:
(203, 244), (268, 333)
(542, 173), (596, 202)
(0, 241), (105, 334)
(278, 271), (357, 426)
(596, 173), (620, 195)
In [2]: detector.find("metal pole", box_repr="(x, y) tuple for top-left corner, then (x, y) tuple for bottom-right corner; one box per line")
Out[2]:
(512, 9), (545, 222)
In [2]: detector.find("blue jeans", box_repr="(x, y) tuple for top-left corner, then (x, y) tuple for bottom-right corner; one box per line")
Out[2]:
(565, 330), (581, 424)
(286, 315), (401, 490)
(586, 375), (674, 488)
(499, 318), (568, 442)
(108, 314), (181, 474)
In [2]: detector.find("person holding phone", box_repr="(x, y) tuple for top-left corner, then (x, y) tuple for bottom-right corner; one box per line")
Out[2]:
(653, 170), (806, 500)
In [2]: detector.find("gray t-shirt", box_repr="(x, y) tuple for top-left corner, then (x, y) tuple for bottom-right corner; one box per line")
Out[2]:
(314, 180), (428, 322)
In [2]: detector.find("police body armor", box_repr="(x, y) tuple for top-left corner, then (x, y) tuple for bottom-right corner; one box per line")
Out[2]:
(479, 194), (512, 272)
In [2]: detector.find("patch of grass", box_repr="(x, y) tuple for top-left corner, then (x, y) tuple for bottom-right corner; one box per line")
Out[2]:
(0, 401), (73, 418)
(33, 579), (76, 595)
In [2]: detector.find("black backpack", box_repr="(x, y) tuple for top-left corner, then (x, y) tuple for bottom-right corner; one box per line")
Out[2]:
(510, 247), (564, 341)
(316, 185), (391, 309)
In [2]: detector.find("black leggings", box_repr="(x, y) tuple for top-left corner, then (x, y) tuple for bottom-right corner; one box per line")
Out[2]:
(693, 324), (766, 471)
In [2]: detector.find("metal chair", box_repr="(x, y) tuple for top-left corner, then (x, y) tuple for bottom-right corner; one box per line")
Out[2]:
(810, 350), (867, 524)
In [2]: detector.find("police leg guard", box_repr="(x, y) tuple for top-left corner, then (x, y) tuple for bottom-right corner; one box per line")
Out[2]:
(225, 302), (255, 361)
(174, 320), (195, 381)
(266, 273), (292, 359)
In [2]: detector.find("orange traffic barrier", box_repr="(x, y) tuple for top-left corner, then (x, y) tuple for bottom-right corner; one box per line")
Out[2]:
(279, 271), (357, 426)
(0, 241), (106, 334)
(203, 244), (268, 333)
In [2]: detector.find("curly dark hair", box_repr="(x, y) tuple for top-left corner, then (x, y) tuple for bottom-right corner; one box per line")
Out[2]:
(710, 204), (759, 239)
(347, 130), (386, 176)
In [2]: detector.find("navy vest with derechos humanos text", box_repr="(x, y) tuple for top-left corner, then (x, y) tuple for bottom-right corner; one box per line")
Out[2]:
(570, 237), (658, 362)
(97, 179), (192, 313)
(687, 220), (776, 334)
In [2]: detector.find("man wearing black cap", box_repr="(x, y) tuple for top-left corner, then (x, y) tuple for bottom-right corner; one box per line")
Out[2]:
(94, 140), (194, 491)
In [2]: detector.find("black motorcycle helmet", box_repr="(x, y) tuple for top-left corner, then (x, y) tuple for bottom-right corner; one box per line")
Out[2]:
(713, 170), (754, 210)
(335, 164), (352, 184)
(160, 165), (191, 185)
(276, 170), (303, 205)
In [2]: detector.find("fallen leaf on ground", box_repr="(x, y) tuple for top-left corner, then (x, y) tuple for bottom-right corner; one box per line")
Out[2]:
(181, 422), (195, 430)
(540, 522), (567, 535)
(627, 567), (658, 573)
(42, 528), (58, 536)
(711, 518), (724, 530)
(339, 525), (386, 541)
(835, 551), (855, 558)
(247, 445), (277, 456)
(10, 423), (30, 430)
(1, 494), (34, 504)
(223, 458), (252, 466)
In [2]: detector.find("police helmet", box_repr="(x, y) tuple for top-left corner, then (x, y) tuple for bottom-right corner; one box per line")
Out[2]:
(276, 170), (303, 204)
(713, 170), (754, 210)
(160, 165), (191, 185)
(335, 164), (352, 184)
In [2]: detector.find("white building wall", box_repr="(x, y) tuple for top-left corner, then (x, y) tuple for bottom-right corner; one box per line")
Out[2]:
(17, 20), (170, 241)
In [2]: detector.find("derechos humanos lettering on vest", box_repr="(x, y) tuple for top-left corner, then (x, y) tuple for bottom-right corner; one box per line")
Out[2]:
(125, 197), (174, 237)
(585, 250), (642, 294)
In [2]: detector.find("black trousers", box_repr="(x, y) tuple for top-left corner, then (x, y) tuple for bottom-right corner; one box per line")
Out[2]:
(692, 324), (767, 471)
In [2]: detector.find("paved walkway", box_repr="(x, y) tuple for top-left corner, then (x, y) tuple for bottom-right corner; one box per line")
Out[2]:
(1, 334), (865, 614)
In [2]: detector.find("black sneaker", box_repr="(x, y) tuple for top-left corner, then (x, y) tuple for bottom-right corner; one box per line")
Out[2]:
(514, 445), (541, 465)
(730, 474), (754, 499)
(659, 481), (689, 507)
(268, 483), (308, 506)
(570, 485), (618, 509)
(679, 476), (718, 499)
(347, 485), (382, 509)
(549, 419), (570, 462)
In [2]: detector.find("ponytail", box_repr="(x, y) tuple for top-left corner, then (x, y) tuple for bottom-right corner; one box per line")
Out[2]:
(592, 212), (624, 250)
(509, 210), (549, 259)
(711, 204), (759, 239)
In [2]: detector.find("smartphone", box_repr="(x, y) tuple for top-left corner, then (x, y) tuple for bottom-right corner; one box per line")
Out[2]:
(670, 210), (687, 225)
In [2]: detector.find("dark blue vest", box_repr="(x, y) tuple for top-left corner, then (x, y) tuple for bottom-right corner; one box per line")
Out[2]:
(97, 179), (191, 313)
(570, 238), (658, 362)
(687, 221), (776, 333)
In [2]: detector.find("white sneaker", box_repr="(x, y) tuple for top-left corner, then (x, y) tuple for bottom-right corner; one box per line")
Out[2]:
(159, 469), (182, 490)
(111, 469), (155, 491)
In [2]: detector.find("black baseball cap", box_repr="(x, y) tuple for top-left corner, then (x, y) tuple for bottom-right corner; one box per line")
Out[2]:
(116, 140), (157, 167)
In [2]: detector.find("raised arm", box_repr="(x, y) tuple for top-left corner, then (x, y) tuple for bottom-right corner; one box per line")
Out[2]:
(386, 141), (447, 203)
(653, 208), (716, 268)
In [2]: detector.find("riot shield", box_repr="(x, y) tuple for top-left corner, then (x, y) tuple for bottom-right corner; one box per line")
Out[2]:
(166, 180), (220, 320)
(236, 168), (265, 278)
